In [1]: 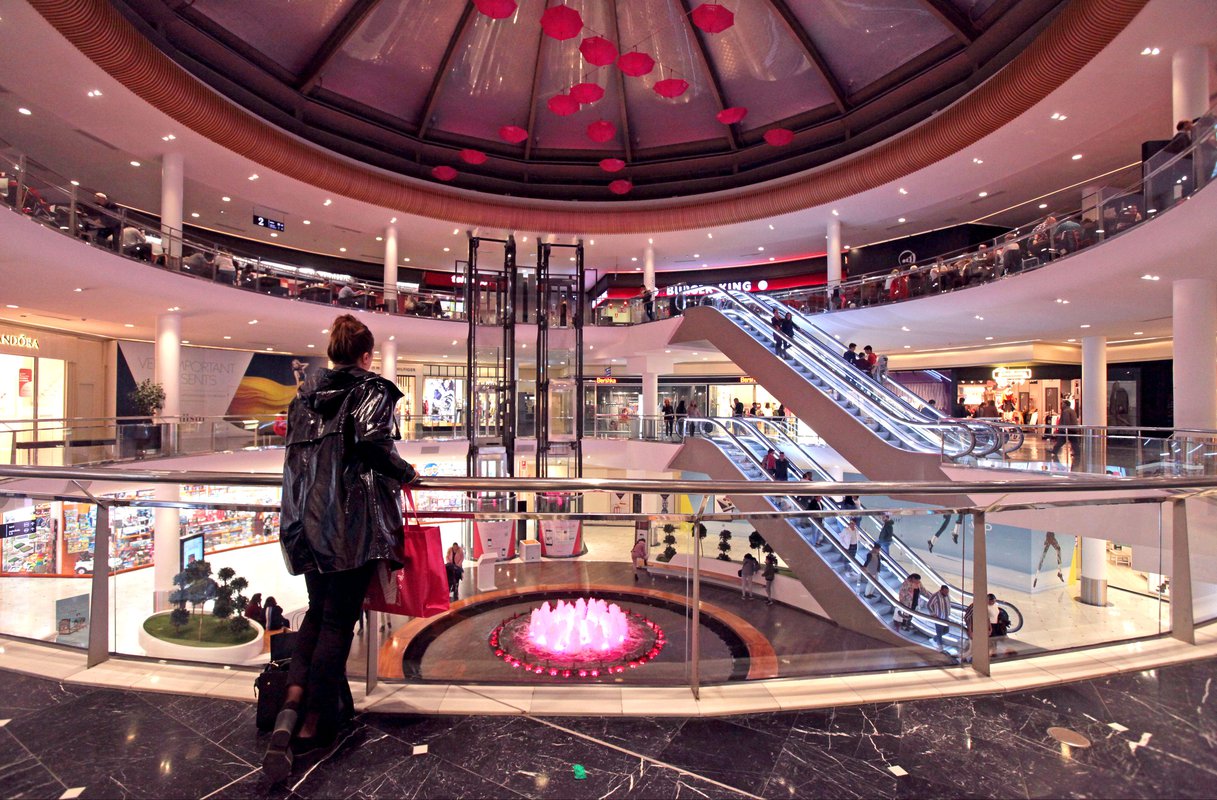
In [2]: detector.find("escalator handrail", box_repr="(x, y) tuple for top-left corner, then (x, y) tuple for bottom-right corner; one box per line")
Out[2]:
(689, 416), (970, 638)
(726, 416), (1024, 634)
(691, 288), (979, 459)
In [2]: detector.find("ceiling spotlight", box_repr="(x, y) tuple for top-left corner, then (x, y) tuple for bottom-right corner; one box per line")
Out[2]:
(339, 247), (347, 252)
(900, 326), (910, 332)
(1071, 154), (1083, 160)
(1133, 331), (1144, 335)
(768, 224), (775, 230)
(190, 212), (199, 218)
(17, 107), (31, 116)
(70, 180), (80, 187)
(693, 253), (700, 258)
(129, 161), (141, 167)
(648, 237), (654, 244)
(768, 257), (775, 262)
(223, 335), (232, 340)
(375, 236), (383, 242)
(323, 198), (332, 206)
(1067, 338), (1077, 343)
(161, 134), (176, 142)
(453, 228), (460, 235)
(898, 217), (907, 224)
(87, 90), (103, 98)
(903, 345), (912, 349)
(124, 323), (134, 328)
(977, 191), (988, 198)
(1140, 47), (1160, 56)
(307, 344), (315, 348)
(831, 209), (840, 216)
(390, 217), (397, 224)
(898, 188), (908, 195)
(74, 287), (83, 292)
(1039, 203), (1048, 209)
(303, 219), (311, 225)
(221, 196), (231, 202)
(972, 157), (983, 164)
(1080, 324), (1091, 328)
(248, 173), (259, 180)
(985, 336), (994, 341)
(322, 329), (329, 334)
(442, 247), (450, 252)
(757, 246), (764, 251)
(1050, 112), (1068, 121)
(974, 315), (984, 320)
(631, 257), (638, 262)
(270, 232), (278, 238)
(1141, 274), (1160, 281)
(248, 319), (258, 325)
(589, 239), (595, 245)
(403, 257), (411, 262)
(5, 304), (18, 309)
(265, 347), (273, 351)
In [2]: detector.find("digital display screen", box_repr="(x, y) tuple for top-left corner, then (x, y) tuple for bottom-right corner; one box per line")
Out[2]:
(180, 534), (205, 569)
(253, 215), (286, 232)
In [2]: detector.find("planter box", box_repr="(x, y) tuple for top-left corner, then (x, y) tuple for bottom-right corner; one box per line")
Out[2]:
(138, 611), (265, 665)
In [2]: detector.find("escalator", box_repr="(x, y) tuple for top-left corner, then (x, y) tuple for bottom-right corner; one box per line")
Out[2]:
(669, 416), (1022, 653)
(669, 287), (1019, 486)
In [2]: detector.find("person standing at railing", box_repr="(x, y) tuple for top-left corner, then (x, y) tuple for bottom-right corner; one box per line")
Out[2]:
(740, 553), (759, 599)
(675, 398), (687, 433)
(662, 398), (675, 438)
(266, 314), (418, 782)
(762, 558), (777, 605)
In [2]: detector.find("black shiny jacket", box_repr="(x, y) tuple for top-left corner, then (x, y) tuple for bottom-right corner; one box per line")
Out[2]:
(280, 366), (416, 575)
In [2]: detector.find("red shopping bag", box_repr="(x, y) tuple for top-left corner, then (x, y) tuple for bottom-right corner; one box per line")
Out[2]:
(364, 489), (450, 618)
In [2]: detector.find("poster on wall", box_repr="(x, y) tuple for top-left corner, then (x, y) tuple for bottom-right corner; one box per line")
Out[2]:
(539, 520), (584, 557)
(610, 492), (631, 515)
(423, 378), (460, 422)
(116, 342), (326, 419)
(54, 593), (90, 648)
(18, 367), (32, 398)
(473, 520), (516, 560)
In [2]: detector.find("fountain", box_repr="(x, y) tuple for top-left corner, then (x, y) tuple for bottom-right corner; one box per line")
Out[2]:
(489, 596), (665, 678)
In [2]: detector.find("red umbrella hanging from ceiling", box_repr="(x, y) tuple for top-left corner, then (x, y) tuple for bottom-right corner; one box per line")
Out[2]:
(498, 125), (529, 144)
(570, 82), (605, 104)
(617, 51), (655, 77)
(608, 179), (633, 195)
(432, 165), (458, 181)
(580, 36), (618, 67)
(460, 149), (488, 165)
(547, 94), (580, 116)
(691, 3), (735, 33)
(716, 106), (748, 124)
(540, 4), (583, 40)
(653, 78), (689, 98)
(587, 120), (616, 143)
(599, 158), (626, 173)
(474, 0), (517, 19)
(763, 128), (794, 146)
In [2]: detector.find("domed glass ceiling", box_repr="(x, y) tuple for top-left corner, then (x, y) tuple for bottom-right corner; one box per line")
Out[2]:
(116, 0), (1059, 199)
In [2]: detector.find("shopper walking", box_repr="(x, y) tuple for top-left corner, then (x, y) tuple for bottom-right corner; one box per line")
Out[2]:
(860, 544), (882, 597)
(773, 452), (790, 482)
(445, 542), (465, 601)
(631, 536), (648, 582)
(839, 519), (861, 564)
(762, 448), (777, 476)
(926, 585), (951, 650)
(877, 512), (895, 557)
(740, 553), (759, 599)
(896, 574), (923, 631)
(762, 558), (778, 604)
(1051, 400), (1080, 464)
(265, 314), (418, 782)
(780, 312), (796, 358)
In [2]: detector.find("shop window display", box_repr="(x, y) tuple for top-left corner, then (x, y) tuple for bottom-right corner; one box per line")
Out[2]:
(0, 503), (56, 574)
(179, 484), (282, 552)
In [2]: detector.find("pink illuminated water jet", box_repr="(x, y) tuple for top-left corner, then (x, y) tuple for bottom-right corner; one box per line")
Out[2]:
(527, 598), (628, 656)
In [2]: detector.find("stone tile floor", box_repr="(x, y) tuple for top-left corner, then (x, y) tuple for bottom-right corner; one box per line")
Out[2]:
(2, 656), (1216, 799)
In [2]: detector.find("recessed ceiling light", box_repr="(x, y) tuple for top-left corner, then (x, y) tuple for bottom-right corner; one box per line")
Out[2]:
(403, 257), (411, 262)
(1071, 154), (1083, 160)
(974, 315), (984, 320)
(221, 196), (231, 202)
(161, 134), (176, 142)
(339, 247), (347, 252)
(898, 188), (908, 195)
(1067, 338), (1076, 343)
(693, 253), (700, 258)
(124, 323), (134, 328)
(323, 198), (332, 206)
(985, 336), (994, 340)
(647, 237), (653, 244)
(265, 347), (273, 351)
(167, 306), (180, 311)
(900, 326), (910, 332)
(302, 219), (311, 225)
(702, 263), (708, 267)
(223, 335), (232, 340)
(1050, 112), (1068, 121)
(87, 90), (103, 98)
(1133, 331), (1144, 335)
(977, 191), (988, 198)
(831, 209), (839, 216)
(5, 304), (18, 309)
(1140, 47), (1160, 56)
(630, 257), (638, 262)
(130, 161), (141, 167)
(181, 340), (190, 344)
(1141, 274), (1160, 281)
(707, 233), (713, 238)
(70, 180), (80, 187)
(270, 232), (278, 238)
(898, 217), (906, 223)
(375, 236), (383, 242)
(443, 354), (448, 358)
(249, 319), (258, 325)
(248, 173), (259, 180)
(768, 257), (775, 262)
(322, 328), (329, 334)
(972, 157), (983, 164)
(1080, 324), (1091, 328)
(1039, 203), (1048, 209)
(17, 107), (31, 116)
(442, 247), (450, 252)
(903, 345), (911, 349)
(768, 224), (775, 230)
(522, 236), (528, 242)
(190, 212), (199, 218)
(451, 340), (458, 346)
(390, 217), (397, 224)
(757, 246), (764, 251)
(589, 239), (595, 245)
(74, 287), (83, 292)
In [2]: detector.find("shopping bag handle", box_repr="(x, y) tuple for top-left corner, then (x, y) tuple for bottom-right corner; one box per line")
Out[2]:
(403, 486), (424, 526)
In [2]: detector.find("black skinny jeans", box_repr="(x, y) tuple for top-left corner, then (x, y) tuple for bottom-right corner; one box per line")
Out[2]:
(288, 561), (376, 729)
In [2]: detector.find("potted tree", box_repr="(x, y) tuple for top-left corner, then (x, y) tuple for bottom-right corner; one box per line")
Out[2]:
(127, 378), (165, 457)
(717, 528), (733, 561)
(659, 523), (678, 562)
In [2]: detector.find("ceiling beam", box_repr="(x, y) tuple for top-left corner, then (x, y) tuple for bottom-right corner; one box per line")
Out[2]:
(295, 0), (386, 93)
(606, 0), (634, 163)
(762, 0), (849, 114)
(676, 0), (737, 151)
(417, 2), (479, 140)
(917, 0), (980, 45)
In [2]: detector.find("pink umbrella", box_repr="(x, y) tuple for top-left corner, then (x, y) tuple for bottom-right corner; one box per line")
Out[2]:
(716, 106), (748, 124)
(587, 120), (616, 142)
(599, 158), (626, 173)
(580, 36), (618, 67)
(763, 128), (794, 146)
(547, 94), (580, 116)
(460, 149), (488, 165)
(540, 4), (583, 40)
(653, 78), (689, 98)
(608, 179), (633, 195)
(473, 0), (517, 20)
(499, 125), (529, 144)
(691, 3), (735, 34)
(570, 82), (605, 104)
(432, 165), (458, 181)
(618, 51), (656, 77)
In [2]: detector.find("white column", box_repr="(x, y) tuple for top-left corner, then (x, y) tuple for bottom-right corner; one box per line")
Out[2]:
(152, 484), (181, 604)
(383, 225), (399, 311)
(1173, 278), (1217, 430)
(643, 244), (656, 291)
(1173, 45), (1211, 129)
(1080, 335), (1109, 605)
(642, 371), (659, 419)
(826, 218), (842, 286)
(155, 313), (181, 421)
(160, 152), (184, 265)
(380, 337), (398, 382)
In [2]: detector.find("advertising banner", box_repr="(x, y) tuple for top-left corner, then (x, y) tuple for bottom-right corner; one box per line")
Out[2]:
(610, 492), (631, 515)
(473, 520), (516, 560)
(54, 593), (90, 648)
(538, 520), (583, 558)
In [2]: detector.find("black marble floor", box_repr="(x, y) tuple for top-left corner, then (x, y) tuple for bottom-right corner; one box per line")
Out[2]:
(2, 657), (1216, 799)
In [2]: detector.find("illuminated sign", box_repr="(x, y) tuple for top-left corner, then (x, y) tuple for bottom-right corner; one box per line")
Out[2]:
(0, 333), (39, 350)
(738, 376), (756, 384)
(992, 367), (1033, 384)
(595, 377), (618, 384)
(252, 215), (285, 232)
(898, 250), (916, 265)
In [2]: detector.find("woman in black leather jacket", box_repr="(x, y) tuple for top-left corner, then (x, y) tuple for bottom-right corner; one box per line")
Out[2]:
(264, 314), (417, 781)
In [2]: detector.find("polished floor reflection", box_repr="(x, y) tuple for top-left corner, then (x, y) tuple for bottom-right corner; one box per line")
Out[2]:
(2, 655), (1215, 798)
